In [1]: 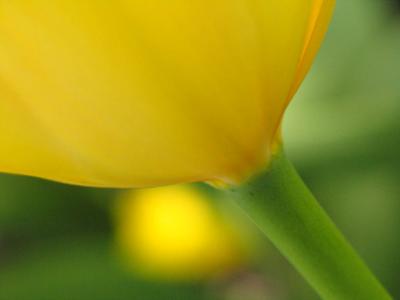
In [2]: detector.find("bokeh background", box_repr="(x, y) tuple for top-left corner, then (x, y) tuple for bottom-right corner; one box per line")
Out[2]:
(0, 1), (399, 299)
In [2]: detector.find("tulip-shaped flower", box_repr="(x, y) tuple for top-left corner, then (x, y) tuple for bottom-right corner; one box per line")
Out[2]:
(1, 0), (331, 187)
(0, 1), (391, 299)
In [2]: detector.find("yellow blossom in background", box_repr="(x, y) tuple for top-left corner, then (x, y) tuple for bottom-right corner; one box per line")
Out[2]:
(115, 185), (250, 280)
(0, 1), (334, 188)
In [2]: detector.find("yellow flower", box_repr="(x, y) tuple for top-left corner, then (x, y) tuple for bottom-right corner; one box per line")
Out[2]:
(0, 1), (334, 187)
(115, 185), (249, 280)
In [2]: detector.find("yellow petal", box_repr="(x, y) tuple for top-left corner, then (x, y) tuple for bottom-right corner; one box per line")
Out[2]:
(288, 0), (336, 101)
(272, 0), (336, 143)
(0, 1), (334, 187)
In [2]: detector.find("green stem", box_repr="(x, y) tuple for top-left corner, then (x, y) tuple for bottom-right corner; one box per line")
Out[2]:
(229, 149), (391, 300)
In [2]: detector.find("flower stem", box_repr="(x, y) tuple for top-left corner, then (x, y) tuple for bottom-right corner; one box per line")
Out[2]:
(229, 149), (392, 300)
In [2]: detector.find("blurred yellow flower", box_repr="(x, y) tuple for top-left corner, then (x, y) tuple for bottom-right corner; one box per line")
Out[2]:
(0, 1), (334, 187)
(115, 185), (249, 280)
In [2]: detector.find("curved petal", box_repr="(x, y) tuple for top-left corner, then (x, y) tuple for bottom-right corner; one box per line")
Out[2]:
(271, 0), (335, 146)
(288, 0), (336, 100)
(0, 1), (324, 187)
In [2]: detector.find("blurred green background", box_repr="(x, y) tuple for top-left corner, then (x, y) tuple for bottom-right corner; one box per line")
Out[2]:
(1, 1), (399, 299)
